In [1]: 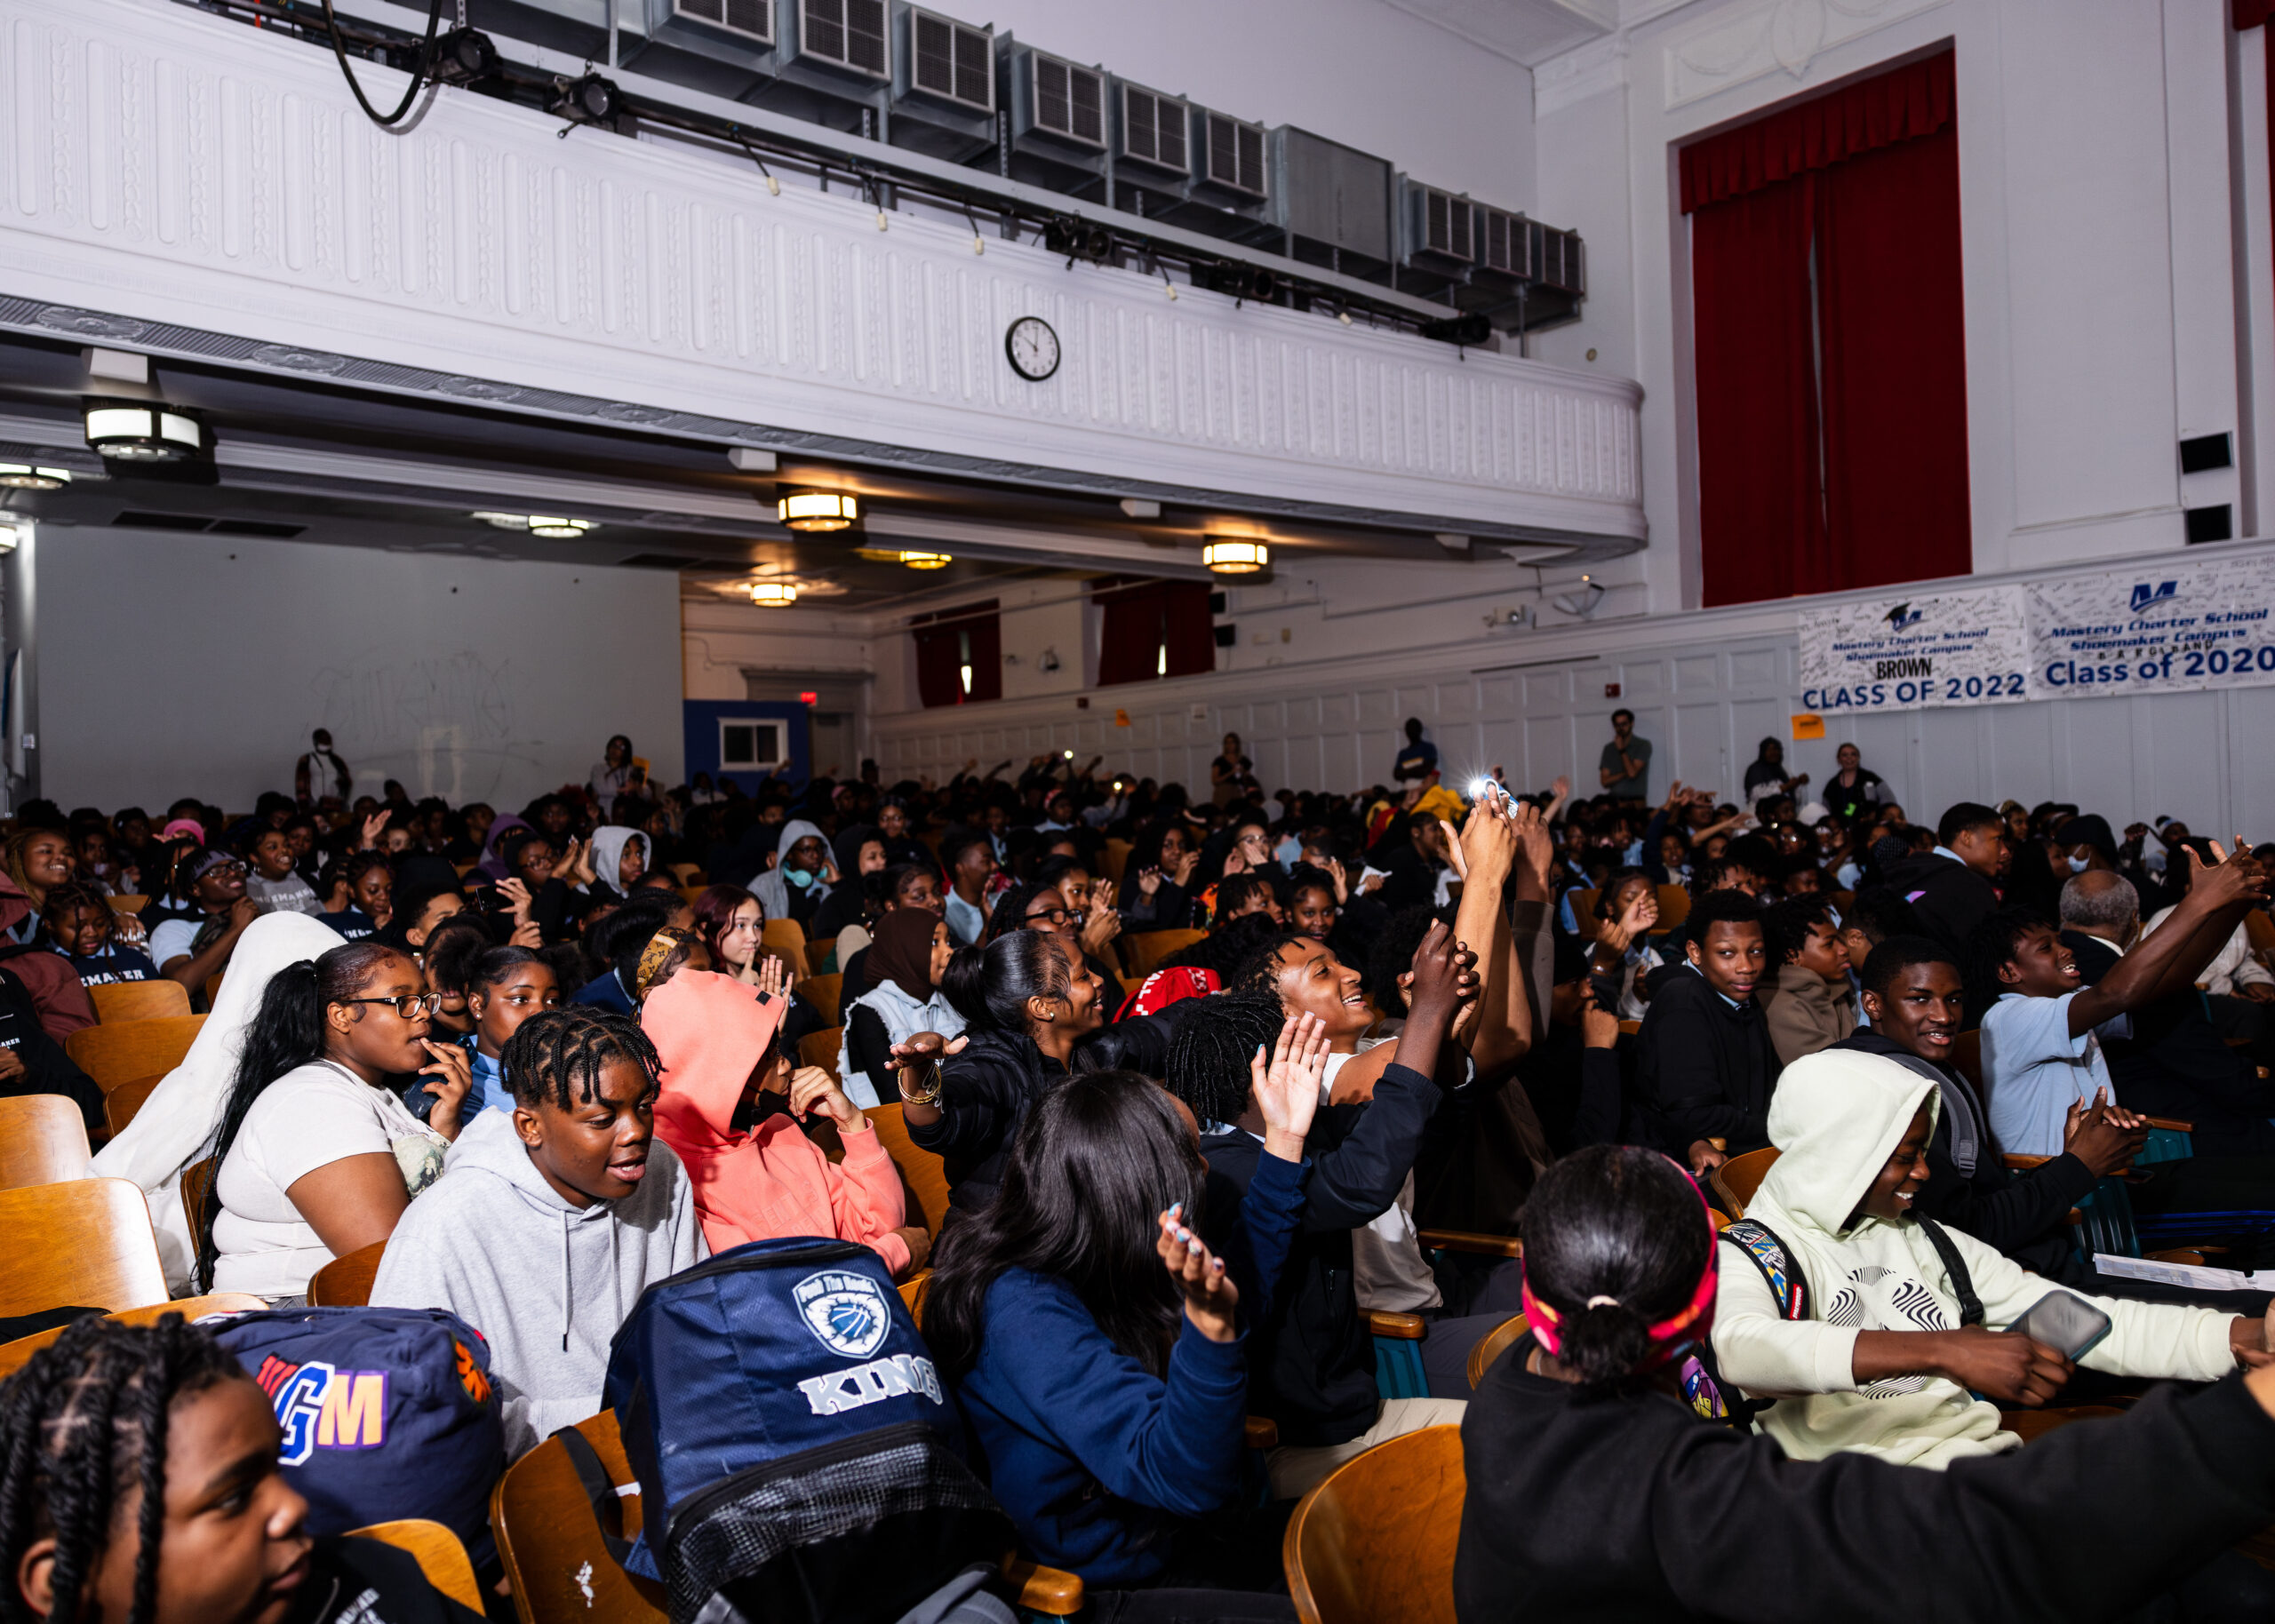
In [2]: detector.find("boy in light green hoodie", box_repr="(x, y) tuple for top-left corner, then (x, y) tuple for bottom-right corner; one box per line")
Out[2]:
(1712, 1048), (2273, 1468)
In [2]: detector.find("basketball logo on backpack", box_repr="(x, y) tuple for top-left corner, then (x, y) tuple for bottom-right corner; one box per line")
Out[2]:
(794, 1270), (891, 1359)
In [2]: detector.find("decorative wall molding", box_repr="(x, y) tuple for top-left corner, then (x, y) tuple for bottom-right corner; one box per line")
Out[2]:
(1535, 36), (1632, 120)
(0, 0), (1646, 545)
(1658, 0), (1947, 112)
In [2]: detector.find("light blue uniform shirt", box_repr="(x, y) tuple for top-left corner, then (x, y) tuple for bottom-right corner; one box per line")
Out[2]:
(1980, 990), (2114, 1156)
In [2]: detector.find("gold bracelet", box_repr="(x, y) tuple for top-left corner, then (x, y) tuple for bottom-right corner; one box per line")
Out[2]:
(898, 1057), (945, 1106)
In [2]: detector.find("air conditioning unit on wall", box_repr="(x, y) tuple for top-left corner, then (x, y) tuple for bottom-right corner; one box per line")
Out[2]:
(795, 0), (888, 78)
(888, 3), (993, 160)
(621, 0), (773, 99)
(996, 36), (1107, 195)
(1403, 179), (1474, 271)
(1197, 109), (1267, 201)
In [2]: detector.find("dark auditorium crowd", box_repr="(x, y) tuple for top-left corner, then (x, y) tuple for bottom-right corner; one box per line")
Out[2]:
(5, 726), (2275, 1624)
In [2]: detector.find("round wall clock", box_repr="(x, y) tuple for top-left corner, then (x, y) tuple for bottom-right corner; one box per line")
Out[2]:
(1006, 315), (1061, 382)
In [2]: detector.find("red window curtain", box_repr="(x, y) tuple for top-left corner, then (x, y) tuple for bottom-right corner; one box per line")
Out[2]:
(2242, 4), (2275, 323)
(1685, 49), (1968, 606)
(1094, 579), (1216, 686)
(909, 601), (1001, 708)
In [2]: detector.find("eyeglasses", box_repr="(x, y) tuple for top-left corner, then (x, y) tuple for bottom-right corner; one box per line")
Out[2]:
(340, 992), (442, 1019)
(1024, 906), (1075, 927)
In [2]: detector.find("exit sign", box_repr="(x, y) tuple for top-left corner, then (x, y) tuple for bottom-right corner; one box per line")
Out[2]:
(799, 690), (818, 705)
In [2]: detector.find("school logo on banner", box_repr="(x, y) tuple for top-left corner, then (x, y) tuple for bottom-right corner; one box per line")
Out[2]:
(793, 1270), (891, 1359)
(252, 1356), (389, 1465)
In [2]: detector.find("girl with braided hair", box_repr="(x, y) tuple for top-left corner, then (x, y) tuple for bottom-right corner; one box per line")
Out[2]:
(1, 1315), (481, 1624)
(371, 1006), (705, 1458)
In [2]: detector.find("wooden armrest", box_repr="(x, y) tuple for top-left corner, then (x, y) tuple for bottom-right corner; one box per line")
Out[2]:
(2144, 1248), (2209, 1266)
(1707, 1137), (1728, 1152)
(1244, 1415), (1279, 1450)
(1368, 1310), (1427, 1340)
(2143, 1118), (2193, 1134)
(1418, 1228), (1523, 1259)
(1001, 1557), (1085, 1617)
(2002, 1153), (2052, 1170)
(2063, 1209), (2083, 1224)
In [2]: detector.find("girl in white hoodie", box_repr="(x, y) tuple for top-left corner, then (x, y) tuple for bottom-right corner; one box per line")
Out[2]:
(1712, 1048), (2273, 1467)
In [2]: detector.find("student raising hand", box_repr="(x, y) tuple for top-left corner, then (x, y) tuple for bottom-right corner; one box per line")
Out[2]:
(1249, 1011), (1329, 1160)
(1157, 1205), (1239, 1342)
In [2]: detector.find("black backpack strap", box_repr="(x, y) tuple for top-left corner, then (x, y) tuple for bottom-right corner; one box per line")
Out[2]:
(1915, 1217), (1984, 1327)
(1719, 1219), (1810, 1321)
(552, 1424), (635, 1567)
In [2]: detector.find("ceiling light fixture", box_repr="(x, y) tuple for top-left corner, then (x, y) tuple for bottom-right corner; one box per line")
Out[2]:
(470, 512), (596, 538)
(0, 465), (71, 490)
(748, 581), (799, 607)
(898, 550), (951, 569)
(1202, 538), (1269, 576)
(777, 490), (858, 532)
(83, 401), (207, 463)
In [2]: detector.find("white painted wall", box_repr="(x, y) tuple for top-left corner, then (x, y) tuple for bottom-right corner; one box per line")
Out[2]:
(38, 526), (683, 814)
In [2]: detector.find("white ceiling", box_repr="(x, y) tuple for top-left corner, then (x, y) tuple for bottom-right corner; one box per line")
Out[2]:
(1375, 0), (1621, 68)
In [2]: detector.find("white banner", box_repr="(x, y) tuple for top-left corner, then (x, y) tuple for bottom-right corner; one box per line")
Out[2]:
(2026, 556), (2275, 700)
(1798, 585), (2030, 715)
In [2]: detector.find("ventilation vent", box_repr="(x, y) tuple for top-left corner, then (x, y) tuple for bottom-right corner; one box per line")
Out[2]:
(671, 0), (771, 44)
(1423, 187), (1473, 260)
(910, 8), (991, 110)
(113, 511), (213, 531)
(615, 553), (714, 570)
(1538, 225), (1585, 293)
(210, 519), (306, 537)
(801, 0), (886, 76)
(1032, 52), (1105, 147)
(1479, 205), (1527, 277)
(1120, 84), (1188, 173)
(1201, 111), (1266, 198)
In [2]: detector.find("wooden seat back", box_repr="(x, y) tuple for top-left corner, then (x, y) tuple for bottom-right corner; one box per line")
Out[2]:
(1126, 928), (1206, 975)
(868, 1102), (952, 1238)
(108, 895), (149, 914)
(1102, 840), (1133, 884)
(180, 1157), (217, 1266)
(1465, 1313), (1529, 1390)
(802, 972), (843, 1028)
(0, 1294), (267, 1379)
(1571, 888), (1600, 941)
(0, 1095), (92, 1190)
(1283, 1425), (1465, 1624)
(797, 1029), (842, 1081)
(1709, 1146), (1780, 1219)
(491, 1411), (667, 1624)
(0, 1179), (167, 1318)
(763, 919), (811, 978)
(204, 973), (224, 1007)
(87, 980), (192, 1023)
(1654, 885), (1691, 929)
(347, 1520), (484, 1612)
(104, 1072), (167, 1140)
(64, 1015), (206, 1094)
(1952, 1029), (1986, 1095)
(309, 1238), (388, 1307)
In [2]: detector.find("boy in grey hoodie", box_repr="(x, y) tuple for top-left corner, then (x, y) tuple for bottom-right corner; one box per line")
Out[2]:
(372, 1007), (707, 1457)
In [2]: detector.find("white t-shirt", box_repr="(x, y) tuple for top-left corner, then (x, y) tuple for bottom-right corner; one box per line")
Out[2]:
(1329, 1039), (1448, 1314)
(148, 917), (203, 969)
(212, 1061), (449, 1300)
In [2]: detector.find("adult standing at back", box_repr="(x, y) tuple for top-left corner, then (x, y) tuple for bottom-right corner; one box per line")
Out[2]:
(1598, 709), (1651, 802)
(588, 734), (650, 812)
(294, 728), (351, 808)
(1393, 717), (1439, 784)
(1822, 741), (1887, 823)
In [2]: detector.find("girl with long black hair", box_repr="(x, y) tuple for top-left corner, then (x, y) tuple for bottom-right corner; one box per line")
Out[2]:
(188, 941), (470, 1301)
(925, 1022), (1327, 1621)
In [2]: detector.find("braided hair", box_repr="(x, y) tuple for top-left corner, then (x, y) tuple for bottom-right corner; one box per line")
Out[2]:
(500, 1006), (660, 1111)
(0, 1316), (243, 1624)
(1161, 991), (1286, 1127)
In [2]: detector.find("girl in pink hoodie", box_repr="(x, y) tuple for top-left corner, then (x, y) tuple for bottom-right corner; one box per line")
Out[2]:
(643, 968), (927, 1278)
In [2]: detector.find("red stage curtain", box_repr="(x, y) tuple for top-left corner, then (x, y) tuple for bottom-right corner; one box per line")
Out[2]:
(2239, 1), (2273, 31)
(1680, 50), (1953, 211)
(910, 601), (1000, 707)
(1094, 580), (1216, 685)
(1816, 120), (1972, 589)
(1693, 175), (1824, 608)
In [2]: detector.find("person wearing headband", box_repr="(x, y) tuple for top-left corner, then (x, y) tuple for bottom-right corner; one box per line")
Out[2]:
(631, 925), (708, 1004)
(1453, 1143), (2275, 1622)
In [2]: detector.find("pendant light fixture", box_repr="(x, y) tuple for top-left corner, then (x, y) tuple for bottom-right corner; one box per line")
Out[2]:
(84, 401), (208, 463)
(747, 580), (799, 607)
(777, 490), (858, 531)
(898, 550), (951, 569)
(0, 465), (71, 490)
(471, 512), (596, 539)
(1201, 538), (1269, 576)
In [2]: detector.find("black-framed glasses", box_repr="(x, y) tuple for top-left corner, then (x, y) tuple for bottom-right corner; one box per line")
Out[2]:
(341, 992), (442, 1019)
(1025, 906), (1075, 927)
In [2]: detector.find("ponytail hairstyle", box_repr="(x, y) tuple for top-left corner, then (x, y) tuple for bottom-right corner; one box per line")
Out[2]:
(0, 1316), (243, 1624)
(970, 928), (1071, 1035)
(1518, 1144), (1716, 1399)
(923, 1071), (1200, 1381)
(181, 940), (402, 1291)
(937, 943), (991, 1028)
(420, 912), (499, 999)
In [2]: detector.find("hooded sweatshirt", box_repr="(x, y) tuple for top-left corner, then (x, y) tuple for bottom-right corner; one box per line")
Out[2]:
(585, 826), (647, 904)
(643, 969), (910, 1275)
(0, 873), (93, 1042)
(751, 818), (833, 925)
(369, 1106), (706, 1459)
(1712, 1049), (2236, 1469)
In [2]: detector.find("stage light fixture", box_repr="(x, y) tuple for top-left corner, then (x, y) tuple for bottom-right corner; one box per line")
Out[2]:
(548, 73), (620, 127)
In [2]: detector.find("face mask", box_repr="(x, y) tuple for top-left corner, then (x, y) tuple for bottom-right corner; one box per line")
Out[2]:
(788, 868), (817, 889)
(2068, 855), (2090, 873)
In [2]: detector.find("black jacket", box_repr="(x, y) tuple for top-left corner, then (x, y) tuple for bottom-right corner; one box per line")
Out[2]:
(906, 1026), (1069, 1213)
(1884, 850), (2000, 959)
(0, 966), (100, 1136)
(1831, 1030), (2097, 1281)
(1453, 1342), (2275, 1624)
(2063, 930), (2275, 1154)
(1517, 1020), (1627, 1159)
(315, 1535), (486, 1623)
(1631, 967), (1775, 1156)
(1199, 1060), (1443, 1448)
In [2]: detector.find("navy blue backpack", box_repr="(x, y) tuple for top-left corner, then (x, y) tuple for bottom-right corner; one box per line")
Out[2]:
(563, 1237), (1016, 1624)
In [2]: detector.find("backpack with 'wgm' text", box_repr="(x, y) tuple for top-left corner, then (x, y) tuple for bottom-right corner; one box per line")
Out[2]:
(560, 1237), (1017, 1624)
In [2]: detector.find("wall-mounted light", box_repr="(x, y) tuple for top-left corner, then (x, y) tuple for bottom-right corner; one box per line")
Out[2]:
(1202, 538), (1269, 576)
(898, 550), (951, 569)
(1553, 574), (1607, 619)
(747, 580), (798, 607)
(84, 402), (207, 463)
(472, 512), (595, 538)
(0, 465), (71, 490)
(778, 490), (858, 531)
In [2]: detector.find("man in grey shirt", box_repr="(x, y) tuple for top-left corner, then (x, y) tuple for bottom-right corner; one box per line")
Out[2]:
(1599, 708), (1651, 800)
